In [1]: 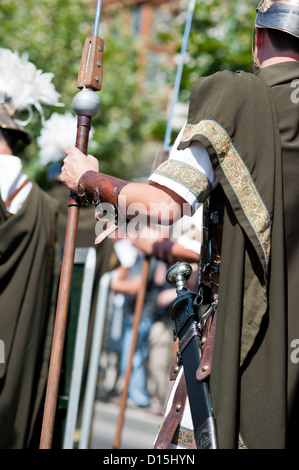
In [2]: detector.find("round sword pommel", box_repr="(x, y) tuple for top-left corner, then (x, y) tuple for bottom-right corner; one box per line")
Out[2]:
(72, 88), (101, 118)
(166, 262), (192, 293)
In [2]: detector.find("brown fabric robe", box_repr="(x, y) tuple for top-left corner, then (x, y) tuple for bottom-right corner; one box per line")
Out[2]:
(177, 62), (299, 448)
(0, 182), (60, 448)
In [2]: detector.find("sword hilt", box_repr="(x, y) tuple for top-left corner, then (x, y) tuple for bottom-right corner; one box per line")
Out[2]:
(166, 262), (193, 293)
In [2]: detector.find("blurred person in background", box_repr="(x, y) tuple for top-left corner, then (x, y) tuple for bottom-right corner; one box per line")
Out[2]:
(0, 48), (62, 448)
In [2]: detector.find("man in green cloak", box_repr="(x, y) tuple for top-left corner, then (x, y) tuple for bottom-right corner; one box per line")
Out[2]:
(60, 1), (299, 449)
(0, 48), (62, 448)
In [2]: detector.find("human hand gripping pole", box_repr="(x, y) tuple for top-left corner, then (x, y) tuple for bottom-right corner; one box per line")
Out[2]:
(39, 1), (104, 449)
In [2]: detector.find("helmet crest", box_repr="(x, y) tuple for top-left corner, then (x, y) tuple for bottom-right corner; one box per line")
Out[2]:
(257, 1), (275, 13)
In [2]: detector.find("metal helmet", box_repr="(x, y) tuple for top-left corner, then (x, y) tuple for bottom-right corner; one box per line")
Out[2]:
(0, 48), (62, 147)
(0, 102), (31, 145)
(255, 1), (299, 38)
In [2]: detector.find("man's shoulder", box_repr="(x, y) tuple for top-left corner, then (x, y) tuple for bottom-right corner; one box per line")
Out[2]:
(189, 69), (266, 111)
(193, 69), (260, 93)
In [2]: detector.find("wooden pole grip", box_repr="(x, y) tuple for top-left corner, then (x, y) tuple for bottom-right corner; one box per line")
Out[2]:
(39, 116), (92, 449)
(113, 255), (151, 449)
(39, 203), (79, 449)
(76, 116), (92, 155)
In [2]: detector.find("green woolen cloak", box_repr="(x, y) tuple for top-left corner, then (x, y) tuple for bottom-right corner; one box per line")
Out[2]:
(0, 182), (60, 448)
(178, 62), (299, 448)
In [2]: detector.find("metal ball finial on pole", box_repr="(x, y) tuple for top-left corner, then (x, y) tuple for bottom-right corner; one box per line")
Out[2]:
(72, 88), (101, 155)
(40, 1), (104, 449)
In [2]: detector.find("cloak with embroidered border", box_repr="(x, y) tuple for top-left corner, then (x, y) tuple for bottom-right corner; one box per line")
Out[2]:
(175, 66), (290, 448)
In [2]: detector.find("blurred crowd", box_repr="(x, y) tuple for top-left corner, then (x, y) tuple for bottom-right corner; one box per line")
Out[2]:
(97, 223), (201, 415)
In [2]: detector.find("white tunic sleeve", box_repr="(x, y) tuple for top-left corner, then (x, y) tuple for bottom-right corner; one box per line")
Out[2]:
(148, 125), (218, 213)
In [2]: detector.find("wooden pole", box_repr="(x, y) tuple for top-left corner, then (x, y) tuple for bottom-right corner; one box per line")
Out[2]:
(40, 31), (103, 449)
(113, 255), (150, 449)
(39, 117), (92, 449)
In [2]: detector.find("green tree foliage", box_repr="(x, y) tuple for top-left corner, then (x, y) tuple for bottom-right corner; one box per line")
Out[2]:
(183, 0), (257, 90)
(0, 0), (258, 184)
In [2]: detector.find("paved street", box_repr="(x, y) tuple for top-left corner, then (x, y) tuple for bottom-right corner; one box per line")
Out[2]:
(90, 399), (162, 449)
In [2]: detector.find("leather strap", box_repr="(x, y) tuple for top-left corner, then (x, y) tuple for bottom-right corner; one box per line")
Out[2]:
(196, 309), (217, 381)
(154, 370), (188, 449)
(169, 361), (182, 381)
(5, 178), (30, 208)
(196, 188), (224, 380)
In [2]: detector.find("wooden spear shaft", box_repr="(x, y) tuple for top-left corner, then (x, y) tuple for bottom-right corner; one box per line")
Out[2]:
(113, 255), (150, 449)
(40, 31), (103, 449)
(39, 117), (92, 449)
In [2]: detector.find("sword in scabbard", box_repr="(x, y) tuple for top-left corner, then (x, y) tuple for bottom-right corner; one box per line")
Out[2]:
(166, 262), (218, 449)
(39, 1), (104, 449)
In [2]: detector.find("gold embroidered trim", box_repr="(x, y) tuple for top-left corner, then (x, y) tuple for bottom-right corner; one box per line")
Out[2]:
(181, 120), (271, 266)
(172, 424), (194, 448)
(172, 427), (247, 449)
(238, 434), (248, 449)
(159, 416), (247, 449)
(153, 159), (212, 203)
(257, 0), (274, 13)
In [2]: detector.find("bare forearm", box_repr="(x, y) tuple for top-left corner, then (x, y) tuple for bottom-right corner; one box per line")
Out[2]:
(60, 146), (190, 226)
(152, 240), (200, 264)
(110, 276), (141, 295)
(78, 171), (187, 226)
(119, 181), (186, 225)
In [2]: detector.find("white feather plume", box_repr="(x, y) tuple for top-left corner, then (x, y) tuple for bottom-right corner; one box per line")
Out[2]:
(0, 48), (63, 126)
(37, 112), (95, 166)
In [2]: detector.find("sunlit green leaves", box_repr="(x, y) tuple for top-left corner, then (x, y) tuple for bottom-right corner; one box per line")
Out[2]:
(0, 0), (258, 183)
